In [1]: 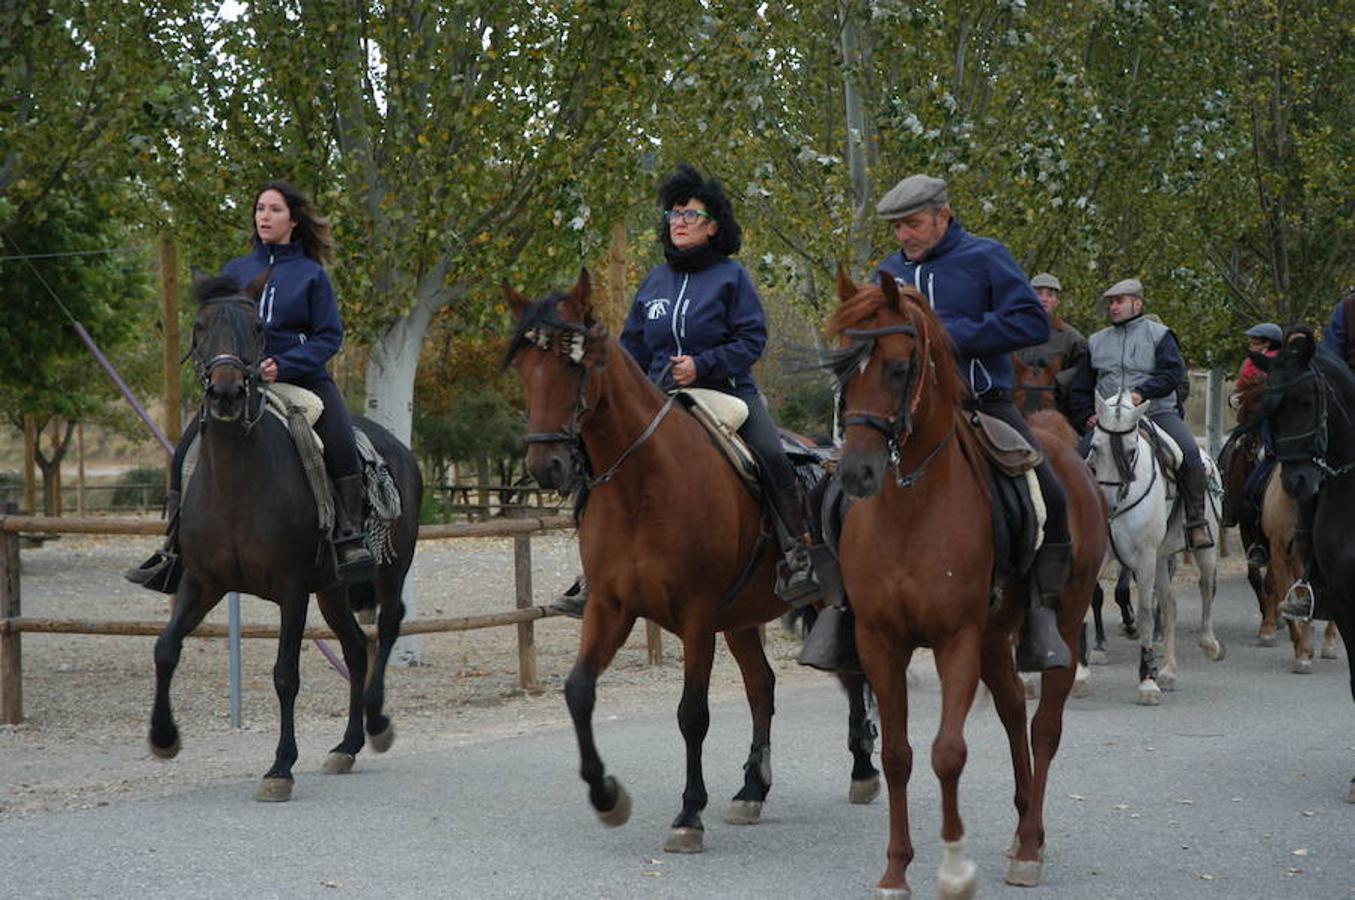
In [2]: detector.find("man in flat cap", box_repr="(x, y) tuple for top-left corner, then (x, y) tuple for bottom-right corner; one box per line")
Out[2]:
(872, 173), (1073, 672)
(1068, 279), (1214, 549)
(1015, 273), (1088, 421)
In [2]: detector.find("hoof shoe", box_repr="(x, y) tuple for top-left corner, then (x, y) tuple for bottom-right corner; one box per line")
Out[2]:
(1293, 659), (1313, 675)
(664, 826), (704, 854)
(597, 779), (631, 828)
(724, 800), (762, 825)
(321, 752), (355, 775)
(148, 736), (180, 760)
(368, 723), (396, 754)
(849, 775), (881, 805)
(1088, 649), (1108, 666)
(1006, 857), (1044, 887)
(1157, 672), (1177, 691)
(254, 777), (293, 802)
(1137, 683), (1162, 706)
(874, 888), (911, 899)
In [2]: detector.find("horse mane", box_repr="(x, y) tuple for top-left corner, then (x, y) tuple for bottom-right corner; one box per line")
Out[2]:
(824, 281), (969, 409)
(1029, 409), (1077, 448)
(195, 274), (250, 305)
(502, 291), (597, 366)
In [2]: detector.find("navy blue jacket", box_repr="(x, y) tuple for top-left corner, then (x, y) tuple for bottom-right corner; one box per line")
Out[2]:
(221, 242), (343, 382)
(876, 221), (1048, 395)
(620, 258), (766, 398)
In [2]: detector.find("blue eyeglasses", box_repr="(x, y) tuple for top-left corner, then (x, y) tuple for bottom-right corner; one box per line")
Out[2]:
(664, 209), (713, 224)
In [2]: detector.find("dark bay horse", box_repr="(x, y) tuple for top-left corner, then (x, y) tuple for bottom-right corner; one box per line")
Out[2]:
(1220, 374), (1278, 640)
(1255, 331), (1355, 803)
(148, 274), (421, 801)
(504, 270), (877, 854)
(828, 273), (1107, 896)
(1011, 352), (1061, 416)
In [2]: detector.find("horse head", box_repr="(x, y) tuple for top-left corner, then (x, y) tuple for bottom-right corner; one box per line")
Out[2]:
(190, 269), (268, 426)
(504, 268), (609, 492)
(1012, 351), (1061, 415)
(1263, 327), (1331, 502)
(1090, 392), (1150, 489)
(825, 269), (963, 499)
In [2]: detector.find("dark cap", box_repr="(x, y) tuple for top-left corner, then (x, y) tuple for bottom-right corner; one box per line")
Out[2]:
(876, 175), (949, 221)
(1031, 273), (1062, 292)
(1244, 322), (1283, 344)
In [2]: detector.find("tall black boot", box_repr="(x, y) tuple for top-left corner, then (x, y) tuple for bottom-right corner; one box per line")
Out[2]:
(333, 474), (376, 584)
(771, 480), (823, 607)
(797, 606), (863, 674)
(1016, 541), (1073, 672)
(1180, 465), (1214, 550)
(124, 489), (183, 594)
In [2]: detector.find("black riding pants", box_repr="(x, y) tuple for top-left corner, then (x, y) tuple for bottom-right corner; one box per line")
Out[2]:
(1147, 410), (1204, 472)
(737, 393), (797, 493)
(978, 395), (1070, 545)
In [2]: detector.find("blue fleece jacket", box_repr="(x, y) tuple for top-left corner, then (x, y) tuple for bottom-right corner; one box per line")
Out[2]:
(876, 221), (1048, 395)
(620, 258), (767, 398)
(221, 242), (343, 382)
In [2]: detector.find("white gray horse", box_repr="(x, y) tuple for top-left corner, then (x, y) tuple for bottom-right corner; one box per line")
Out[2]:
(1086, 392), (1224, 705)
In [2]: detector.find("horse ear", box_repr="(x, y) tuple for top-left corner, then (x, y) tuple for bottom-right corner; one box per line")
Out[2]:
(570, 267), (594, 322)
(243, 269), (270, 303)
(1285, 327), (1316, 364)
(1248, 349), (1272, 373)
(879, 274), (902, 313)
(836, 265), (857, 304)
(502, 280), (532, 318)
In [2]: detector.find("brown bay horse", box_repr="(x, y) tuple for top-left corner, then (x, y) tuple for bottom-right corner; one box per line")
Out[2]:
(1220, 374), (1279, 641)
(1260, 468), (1342, 672)
(504, 270), (877, 854)
(828, 273), (1107, 897)
(1011, 352), (1061, 417)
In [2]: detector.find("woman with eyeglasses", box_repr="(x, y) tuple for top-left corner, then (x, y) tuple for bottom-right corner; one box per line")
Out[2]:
(550, 163), (820, 617)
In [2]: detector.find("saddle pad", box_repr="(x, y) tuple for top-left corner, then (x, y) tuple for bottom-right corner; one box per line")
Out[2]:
(674, 391), (759, 485)
(677, 388), (750, 431)
(1142, 419), (1184, 469)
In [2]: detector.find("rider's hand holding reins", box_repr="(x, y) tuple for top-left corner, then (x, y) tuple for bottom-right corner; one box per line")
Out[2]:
(261, 358), (278, 382)
(670, 355), (696, 387)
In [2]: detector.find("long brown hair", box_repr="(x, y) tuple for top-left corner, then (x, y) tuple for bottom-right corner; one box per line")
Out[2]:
(249, 179), (335, 266)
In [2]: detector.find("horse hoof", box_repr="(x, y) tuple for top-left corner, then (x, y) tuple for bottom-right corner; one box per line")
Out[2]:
(254, 777), (293, 802)
(1292, 659), (1313, 675)
(938, 859), (977, 899)
(1321, 646), (1339, 661)
(148, 736), (180, 760)
(321, 752), (355, 775)
(1137, 682), (1163, 706)
(1089, 649), (1109, 666)
(664, 827), (704, 854)
(849, 775), (881, 805)
(1200, 639), (1226, 661)
(724, 800), (762, 825)
(368, 723), (396, 754)
(1258, 633), (1277, 648)
(596, 779), (631, 828)
(1006, 857), (1044, 887)
(1158, 672), (1177, 691)
(874, 888), (911, 899)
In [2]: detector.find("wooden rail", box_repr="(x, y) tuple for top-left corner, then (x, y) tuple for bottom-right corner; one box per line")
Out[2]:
(0, 513), (666, 725)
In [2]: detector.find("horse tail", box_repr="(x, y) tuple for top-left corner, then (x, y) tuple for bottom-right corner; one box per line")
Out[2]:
(1029, 409), (1078, 448)
(781, 604), (817, 639)
(347, 580), (378, 612)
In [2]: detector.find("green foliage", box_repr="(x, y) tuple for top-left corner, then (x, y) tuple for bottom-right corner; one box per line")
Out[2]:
(110, 465), (167, 510)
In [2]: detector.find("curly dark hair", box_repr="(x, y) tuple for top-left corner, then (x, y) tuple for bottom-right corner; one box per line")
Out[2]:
(655, 163), (742, 256)
(249, 179), (335, 266)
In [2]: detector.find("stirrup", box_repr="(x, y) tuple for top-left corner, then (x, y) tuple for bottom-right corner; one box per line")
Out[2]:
(776, 547), (822, 608)
(335, 537), (376, 584)
(1245, 543), (1269, 568)
(124, 551), (182, 595)
(1279, 581), (1315, 623)
(1186, 522), (1214, 550)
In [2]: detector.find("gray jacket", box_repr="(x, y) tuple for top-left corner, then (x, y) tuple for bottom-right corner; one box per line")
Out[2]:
(1070, 314), (1186, 423)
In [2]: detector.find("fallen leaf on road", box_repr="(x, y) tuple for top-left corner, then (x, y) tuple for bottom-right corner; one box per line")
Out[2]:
(1292, 849), (1309, 857)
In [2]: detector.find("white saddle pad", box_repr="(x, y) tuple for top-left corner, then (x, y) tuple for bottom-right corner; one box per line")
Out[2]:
(676, 388), (749, 431)
(1143, 420), (1184, 470)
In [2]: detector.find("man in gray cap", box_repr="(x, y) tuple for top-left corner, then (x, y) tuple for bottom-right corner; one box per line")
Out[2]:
(1015, 273), (1088, 420)
(871, 173), (1073, 672)
(1068, 278), (1214, 549)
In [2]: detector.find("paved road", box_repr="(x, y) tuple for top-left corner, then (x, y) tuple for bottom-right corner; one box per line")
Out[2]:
(3, 574), (1352, 899)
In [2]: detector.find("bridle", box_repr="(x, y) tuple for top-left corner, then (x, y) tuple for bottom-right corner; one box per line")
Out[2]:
(1092, 413), (1158, 517)
(193, 296), (266, 433)
(1269, 362), (1355, 480)
(835, 316), (954, 488)
(518, 318), (675, 490)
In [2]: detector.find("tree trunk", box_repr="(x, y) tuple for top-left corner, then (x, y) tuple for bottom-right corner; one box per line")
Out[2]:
(33, 418), (75, 517)
(838, 0), (875, 279)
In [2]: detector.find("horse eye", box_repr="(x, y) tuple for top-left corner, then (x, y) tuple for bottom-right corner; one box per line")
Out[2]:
(885, 361), (910, 386)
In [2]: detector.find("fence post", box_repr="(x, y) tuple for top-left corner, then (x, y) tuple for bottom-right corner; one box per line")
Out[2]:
(1, 511), (22, 725)
(646, 621), (663, 666)
(514, 533), (540, 693)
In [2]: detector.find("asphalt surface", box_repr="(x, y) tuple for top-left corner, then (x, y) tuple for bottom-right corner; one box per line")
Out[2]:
(3, 573), (1352, 900)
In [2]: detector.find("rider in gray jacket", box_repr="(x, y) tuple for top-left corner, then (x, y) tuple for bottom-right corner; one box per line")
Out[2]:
(1067, 278), (1214, 549)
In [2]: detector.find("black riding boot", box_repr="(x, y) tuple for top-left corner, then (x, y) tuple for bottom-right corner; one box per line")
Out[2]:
(1180, 465), (1214, 550)
(797, 606), (863, 674)
(772, 480), (823, 608)
(124, 489), (183, 594)
(1016, 540), (1073, 672)
(333, 474), (376, 584)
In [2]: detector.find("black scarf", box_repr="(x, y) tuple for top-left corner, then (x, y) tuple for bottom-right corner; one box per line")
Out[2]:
(663, 241), (724, 273)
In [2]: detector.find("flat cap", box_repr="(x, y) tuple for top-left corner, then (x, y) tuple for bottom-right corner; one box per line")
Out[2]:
(1244, 322), (1283, 343)
(876, 175), (949, 221)
(1101, 277), (1144, 299)
(1030, 272), (1062, 292)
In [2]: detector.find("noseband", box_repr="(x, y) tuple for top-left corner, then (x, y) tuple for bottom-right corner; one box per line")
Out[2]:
(1270, 363), (1355, 480)
(193, 297), (265, 433)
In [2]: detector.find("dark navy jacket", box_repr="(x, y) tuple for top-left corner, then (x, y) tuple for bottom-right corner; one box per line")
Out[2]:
(619, 258), (766, 399)
(221, 242), (343, 382)
(876, 221), (1048, 396)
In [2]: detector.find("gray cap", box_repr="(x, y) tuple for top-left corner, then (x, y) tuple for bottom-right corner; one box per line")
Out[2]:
(1244, 322), (1283, 343)
(1101, 277), (1144, 299)
(1031, 272), (1062, 292)
(876, 175), (949, 220)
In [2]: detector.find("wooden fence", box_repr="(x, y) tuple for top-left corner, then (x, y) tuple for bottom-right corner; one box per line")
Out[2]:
(0, 513), (666, 725)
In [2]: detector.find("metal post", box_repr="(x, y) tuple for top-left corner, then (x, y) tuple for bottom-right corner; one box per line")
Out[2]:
(1, 509), (23, 725)
(514, 533), (540, 693)
(228, 591), (242, 728)
(1205, 367), (1225, 460)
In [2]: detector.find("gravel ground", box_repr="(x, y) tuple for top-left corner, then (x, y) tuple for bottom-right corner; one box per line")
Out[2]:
(0, 530), (832, 820)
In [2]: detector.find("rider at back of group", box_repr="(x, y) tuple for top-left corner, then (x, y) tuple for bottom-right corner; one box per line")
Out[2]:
(873, 173), (1073, 673)
(1016, 272), (1087, 421)
(1066, 278), (1214, 550)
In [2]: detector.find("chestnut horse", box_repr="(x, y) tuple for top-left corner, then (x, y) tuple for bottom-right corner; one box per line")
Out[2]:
(827, 273), (1107, 897)
(1259, 473), (1342, 672)
(503, 270), (878, 854)
(1011, 352), (1061, 416)
(1220, 375), (1278, 639)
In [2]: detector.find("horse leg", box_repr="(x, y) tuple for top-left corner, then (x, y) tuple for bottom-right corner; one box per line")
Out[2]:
(563, 602), (637, 829)
(977, 625), (1035, 869)
(1258, 559), (1280, 647)
(1320, 620), (1340, 660)
(1156, 557), (1179, 691)
(858, 632), (916, 898)
(149, 575), (222, 759)
(1288, 618), (1314, 674)
(364, 566), (408, 753)
(1131, 554), (1162, 705)
(666, 627), (717, 853)
(316, 585), (369, 774)
(1089, 583), (1108, 664)
(722, 626), (775, 825)
(838, 670), (881, 803)
(1115, 566), (1137, 638)
(1194, 545), (1225, 661)
(931, 632), (982, 899)
(256, 594), (308, 802)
